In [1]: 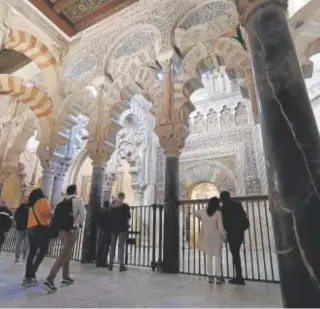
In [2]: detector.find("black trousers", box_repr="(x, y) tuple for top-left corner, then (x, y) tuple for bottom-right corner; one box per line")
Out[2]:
(228, 233), (244, 279)
(25, 226), (50, 278)
(95, 228), (111, 266)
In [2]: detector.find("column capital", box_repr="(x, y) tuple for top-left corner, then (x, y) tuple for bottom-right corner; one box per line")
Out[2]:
(235, 0), (288, 26)
(154, 123), (184, 158)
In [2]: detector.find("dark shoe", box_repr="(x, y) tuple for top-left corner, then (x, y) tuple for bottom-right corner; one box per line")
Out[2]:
(208, 276), (215, 284)
(119, 264), (127, 272)
(22, 277), (37, 287)
(43, 280), (57, 293)
(216, 277), (225, 285)
(108, 265), (113, 271)
(229, 277), (245, 285)
(61, 277), (75, 286)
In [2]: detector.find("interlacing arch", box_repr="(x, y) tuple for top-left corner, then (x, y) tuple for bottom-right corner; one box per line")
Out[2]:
(3, 29), (58, 91)
(0, 75), (53, 119)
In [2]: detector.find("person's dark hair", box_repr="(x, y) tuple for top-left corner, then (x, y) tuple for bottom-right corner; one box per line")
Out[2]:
(28, 188), (45, 206)
(66, 184), (77, 195)
(103, 201), (110, 208)
(207, 197), (220, 217)
(118, 192), (125, 200)
(220, 191), (231, 202)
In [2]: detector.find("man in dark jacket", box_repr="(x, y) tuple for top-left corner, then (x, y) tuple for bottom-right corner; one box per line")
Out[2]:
(96, 201), (112, 268)
(14, 195), (29, 262)
(108, 192), (131, 272)
(220, 191), (249, 285)
(0, 200), (13, 254)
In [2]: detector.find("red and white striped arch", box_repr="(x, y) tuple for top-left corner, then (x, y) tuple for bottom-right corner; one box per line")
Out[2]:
(0, 75), (53, 119)
(4, 29), (58, 91)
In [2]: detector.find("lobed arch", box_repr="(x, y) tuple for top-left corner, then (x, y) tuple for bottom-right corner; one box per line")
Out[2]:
(104, 24), (162, 79)
(109, 67), (156, 103)
(169, 0), (237, 51)
(180, 159), (238, 196)
(3, 29), (58, 91)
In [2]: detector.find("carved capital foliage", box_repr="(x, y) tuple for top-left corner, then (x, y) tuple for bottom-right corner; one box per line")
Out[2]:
(154, 122), (185, 157)
(235, 0), (288, 26)
(86, 93), (129, 165)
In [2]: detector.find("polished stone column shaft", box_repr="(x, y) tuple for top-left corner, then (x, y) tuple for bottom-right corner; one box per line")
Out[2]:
(81, 162), (105, 263)
(240, 1), (320, 306)
(51, 174), (65, 206)
(42, 168), (55, 201)
(162, 155), (179, 273)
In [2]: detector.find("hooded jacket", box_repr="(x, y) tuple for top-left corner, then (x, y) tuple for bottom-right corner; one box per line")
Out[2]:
(109, 200), (131, 233)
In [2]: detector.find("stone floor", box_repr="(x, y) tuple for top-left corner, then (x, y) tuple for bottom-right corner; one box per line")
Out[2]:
(0, 253), (282, 308)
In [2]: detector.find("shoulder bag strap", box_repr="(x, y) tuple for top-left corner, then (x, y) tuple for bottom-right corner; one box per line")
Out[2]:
(32, 205), (42, 227)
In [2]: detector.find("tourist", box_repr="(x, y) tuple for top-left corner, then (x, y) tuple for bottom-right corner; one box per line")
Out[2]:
(194, 197), (226, 284)
(14, 195), (29, 263)
(0, 200), (13, 254)
(220, 191), (249, 285)
(23, 188), (52, 286)
(43, 184), (85, 293)
(95, 200), (112, 268)
(108, 192), (131, 272)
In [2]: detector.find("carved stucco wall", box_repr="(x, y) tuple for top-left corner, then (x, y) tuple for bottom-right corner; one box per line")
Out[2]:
(153, 89), (265, 202)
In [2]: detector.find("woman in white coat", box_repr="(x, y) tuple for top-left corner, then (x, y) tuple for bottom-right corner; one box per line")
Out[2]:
(194, 197), (226, 284)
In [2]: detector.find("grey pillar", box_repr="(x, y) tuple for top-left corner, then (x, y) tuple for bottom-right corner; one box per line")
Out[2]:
(81, 162), (105, 263)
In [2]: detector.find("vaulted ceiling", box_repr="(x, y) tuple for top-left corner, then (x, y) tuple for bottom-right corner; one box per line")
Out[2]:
(28, 0), (139, 37)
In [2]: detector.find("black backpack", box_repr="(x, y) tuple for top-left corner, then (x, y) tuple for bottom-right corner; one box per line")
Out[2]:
(52, 197), (75, 231)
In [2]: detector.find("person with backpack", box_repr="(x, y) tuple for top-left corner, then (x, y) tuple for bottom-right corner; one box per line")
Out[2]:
(23, 188), (52, 287)
(43, 184), (85, 293)
(14, 195), (29, 263)
(95, 201), (112, 268)
(220, 191), (250, 285)
(0, 200), (13, 254)
(108, 192), (131, 272)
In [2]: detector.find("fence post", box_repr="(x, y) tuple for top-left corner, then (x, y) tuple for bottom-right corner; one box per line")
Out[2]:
(151, 204), (157, 271)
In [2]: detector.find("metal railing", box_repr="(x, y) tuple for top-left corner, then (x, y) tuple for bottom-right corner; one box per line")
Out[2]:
(2, 196), (279, 283)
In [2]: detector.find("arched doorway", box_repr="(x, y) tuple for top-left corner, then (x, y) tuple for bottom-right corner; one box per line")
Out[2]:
(189, 181), (220, 199)
(186, 182), (220, 248)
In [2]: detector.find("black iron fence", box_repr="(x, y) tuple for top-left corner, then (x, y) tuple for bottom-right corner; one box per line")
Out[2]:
(2, 196), (279, 283)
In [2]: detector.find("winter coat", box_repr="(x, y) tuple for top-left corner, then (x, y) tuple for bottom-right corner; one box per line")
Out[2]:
(109, 201), (131, 233)
(194, 209), (226, 256)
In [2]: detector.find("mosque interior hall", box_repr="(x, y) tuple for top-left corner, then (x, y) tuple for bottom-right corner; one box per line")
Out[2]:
(1, 0), (320, 307)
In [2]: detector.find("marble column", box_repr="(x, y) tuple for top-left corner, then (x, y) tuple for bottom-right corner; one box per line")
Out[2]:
(51, 164), (68, 207)
(163, 155), (180, 273)
(236, 0), (320, 306)
(81, 162), (105, 263)
(42, 166), (55, 201)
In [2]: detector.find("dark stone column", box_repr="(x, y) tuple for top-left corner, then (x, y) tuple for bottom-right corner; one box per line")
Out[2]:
(0, 183), (3, 196)
(81, 163), (105, 263)
(162, 155), (179, 273)
(237, 0), (320, 306)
